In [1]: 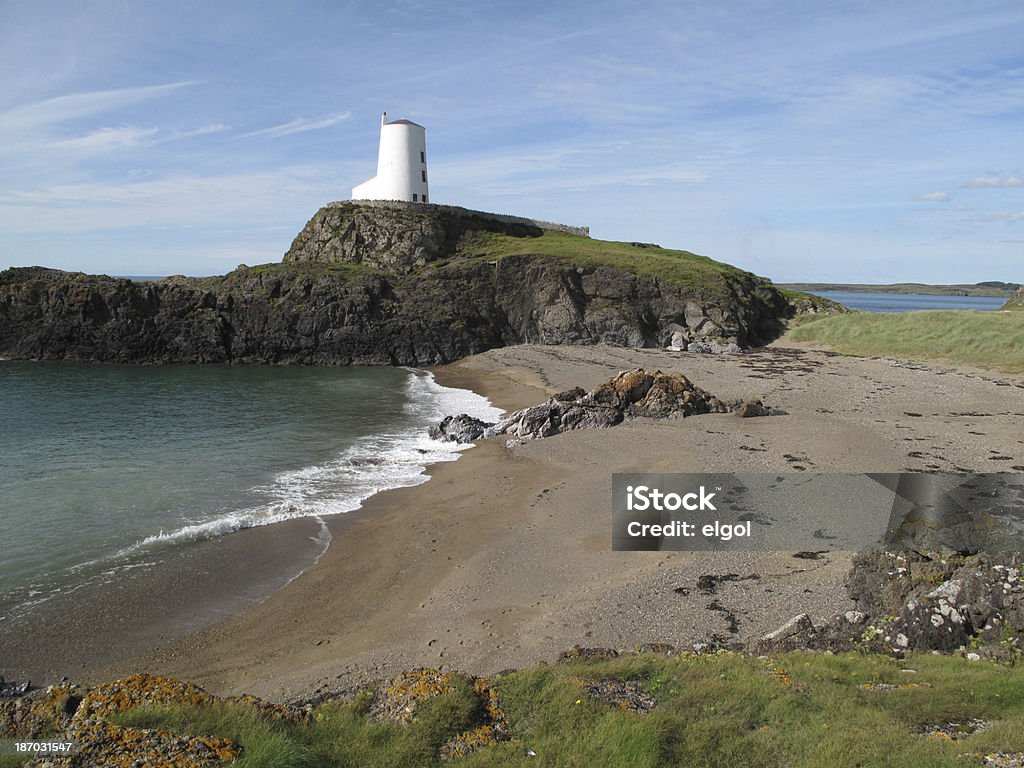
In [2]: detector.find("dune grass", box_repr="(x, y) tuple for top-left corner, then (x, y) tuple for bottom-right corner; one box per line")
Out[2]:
(94, 651), (1024, 768)
(789, 309), (1024, 375)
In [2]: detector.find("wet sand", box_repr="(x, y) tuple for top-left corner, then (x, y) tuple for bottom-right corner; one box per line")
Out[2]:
(73, 344), (1023, 702)
(0, 516), (329, 685)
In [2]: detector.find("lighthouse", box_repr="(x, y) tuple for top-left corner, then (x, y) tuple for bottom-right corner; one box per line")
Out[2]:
(352, 112), (429, 203)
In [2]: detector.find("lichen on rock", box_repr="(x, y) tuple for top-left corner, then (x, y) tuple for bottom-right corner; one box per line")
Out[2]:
(0, 674), (306, 768)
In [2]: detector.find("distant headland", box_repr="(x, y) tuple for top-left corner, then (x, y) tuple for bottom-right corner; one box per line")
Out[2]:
(780, 280), (1020, 298)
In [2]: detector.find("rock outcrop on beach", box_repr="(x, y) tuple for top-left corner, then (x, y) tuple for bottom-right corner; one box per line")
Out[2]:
(0, 202), (800, 365)
(496, 369), (732, 440)
(431, 369), (783, 443)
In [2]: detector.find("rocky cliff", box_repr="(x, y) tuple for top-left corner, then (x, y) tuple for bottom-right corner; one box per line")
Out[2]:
(0, 202), (797, 365)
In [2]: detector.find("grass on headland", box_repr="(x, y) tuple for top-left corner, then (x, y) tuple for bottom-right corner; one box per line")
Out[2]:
(456, 230), (756, 293)
(102, 652), (1024, 768)
(789, 309), (1024, 375)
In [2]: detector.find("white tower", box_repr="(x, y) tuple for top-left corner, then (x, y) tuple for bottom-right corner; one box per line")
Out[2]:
(352, 112), (429, 203)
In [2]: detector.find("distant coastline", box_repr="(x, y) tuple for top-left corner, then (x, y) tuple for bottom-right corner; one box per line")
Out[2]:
(800, 290), (1008, 313)
(779, 280), (1019, 297)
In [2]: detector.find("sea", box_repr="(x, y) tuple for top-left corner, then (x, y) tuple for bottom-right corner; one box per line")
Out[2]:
(807, 291), (1008, 313)
(0, 291), (1006, 630)
(0, 363), (501, 623)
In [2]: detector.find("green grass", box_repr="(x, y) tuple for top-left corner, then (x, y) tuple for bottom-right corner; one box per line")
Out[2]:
(456, 231), (756, 293)
(789, 309), (1024, 375)
(101, 652), (1024, 767)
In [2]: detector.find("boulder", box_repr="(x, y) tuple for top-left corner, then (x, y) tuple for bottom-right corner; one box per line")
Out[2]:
(433, 369), (782, 443)
(493, 369), (731, 441)
(429, 414), (493, 443)
(755, 614), (816, 653)
(686, 340), (742, 354)
(750, 551), (1024, 658)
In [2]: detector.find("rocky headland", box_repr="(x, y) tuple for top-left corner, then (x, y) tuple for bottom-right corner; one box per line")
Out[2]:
(0, 201), (818, 365)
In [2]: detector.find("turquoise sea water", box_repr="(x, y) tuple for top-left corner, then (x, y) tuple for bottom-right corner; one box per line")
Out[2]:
(808, 291), (1008, 312)
(0, 363), (500, 621)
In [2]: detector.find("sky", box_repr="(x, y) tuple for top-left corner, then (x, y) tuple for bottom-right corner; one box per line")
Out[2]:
(0, 0), (1022, 283)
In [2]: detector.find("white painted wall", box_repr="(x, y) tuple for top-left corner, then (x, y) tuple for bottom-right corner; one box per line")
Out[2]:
(352, 113), (429, 203)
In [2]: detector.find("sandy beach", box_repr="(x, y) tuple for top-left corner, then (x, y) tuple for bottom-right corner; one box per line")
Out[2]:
(45, 342), (1011, 703)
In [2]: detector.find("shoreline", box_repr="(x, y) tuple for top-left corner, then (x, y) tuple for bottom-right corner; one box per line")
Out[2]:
(4, 344), (1023, 702)
(0, 515), (330, 686)
(0, 366), (510, 688)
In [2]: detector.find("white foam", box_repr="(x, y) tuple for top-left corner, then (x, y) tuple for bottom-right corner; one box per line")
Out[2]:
(115, 369), (501, 555)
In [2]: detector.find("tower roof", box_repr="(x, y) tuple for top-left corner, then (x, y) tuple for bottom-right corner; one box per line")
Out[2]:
(384, 118), (423, 128)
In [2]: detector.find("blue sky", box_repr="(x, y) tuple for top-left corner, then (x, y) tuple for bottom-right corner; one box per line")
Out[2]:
(1, 1), (1021, 282)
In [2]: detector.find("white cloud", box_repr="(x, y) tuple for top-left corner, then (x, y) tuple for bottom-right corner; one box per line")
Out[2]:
(49, 125), (159, 152)
(0, 82), (196, 134)
(162, 124), (228, 142)
(918, 191), (951, 202)
(973, 211), (1024, 223)
(965, 175), (1024, 188)
(0, 83), (218, 165)
(240, 112), (351, 139)
(0, 165), (351, 234)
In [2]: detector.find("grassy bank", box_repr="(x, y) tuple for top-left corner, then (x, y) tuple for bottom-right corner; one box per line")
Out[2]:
(458, 230), (754, 292)
(789, 310), (1024, 375)
(12, 652), (1017, 768)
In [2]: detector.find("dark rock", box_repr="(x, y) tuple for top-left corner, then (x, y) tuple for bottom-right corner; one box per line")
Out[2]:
(729, 399), (787, 417)
(879, 473), (1024, 557)
(0, 678), (30, 698)
(686, 339), (742, 354)
(429, 414), (494, 443)
(750, 551), (1024, 657)
(0, 203), (794, 365)
(283, 201), (553, 272)
(557, 646), (620, 663)
(786, 292), (851, 316)
(495, 369), (738, 441)
(552, 386), (586, 402)
(736, 401), (767, 418)
(793, 551), (827, 560)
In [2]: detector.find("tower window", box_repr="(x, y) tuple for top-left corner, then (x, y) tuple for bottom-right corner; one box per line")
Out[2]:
(420, 151), (425, 163)
(413, 193), (418, 202)
(422, 195), (427, 203)
(422, 170), (427, 182)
